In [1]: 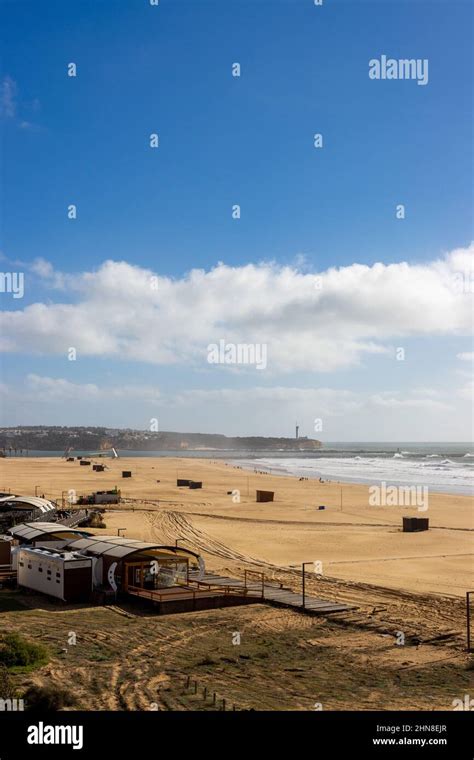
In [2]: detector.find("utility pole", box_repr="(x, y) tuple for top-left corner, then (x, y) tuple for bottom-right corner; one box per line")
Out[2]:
(302, 562), (305, 608)
(291, 562), (314, 609)
(301, 562), (314, 609)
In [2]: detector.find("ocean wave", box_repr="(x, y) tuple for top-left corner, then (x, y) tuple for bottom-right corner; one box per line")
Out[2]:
(243, 454), (474, 495)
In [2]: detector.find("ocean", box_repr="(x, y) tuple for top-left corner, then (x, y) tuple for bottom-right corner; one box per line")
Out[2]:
(233, 442), (474, 496)
(11, 442), (474, 495)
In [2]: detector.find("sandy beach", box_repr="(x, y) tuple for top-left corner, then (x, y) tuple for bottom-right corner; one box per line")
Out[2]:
(1, 455), (472, 598)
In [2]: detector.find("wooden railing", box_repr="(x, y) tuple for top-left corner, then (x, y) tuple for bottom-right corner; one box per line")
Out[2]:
(127, 580), (259, 602)
(127, 585), (204, 603)
(244, 569), (265, 597)
(186, 577), (263, 598)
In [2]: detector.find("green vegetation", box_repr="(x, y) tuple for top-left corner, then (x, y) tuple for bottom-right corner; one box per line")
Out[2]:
(0, 633), (48, 673)
(0, 664), (15, 699)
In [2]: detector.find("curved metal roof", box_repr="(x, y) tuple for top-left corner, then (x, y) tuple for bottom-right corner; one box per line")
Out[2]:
(4, 496), (56, 512)
(8, 522), (92, 540)
(8, 523), (202, 564)
(65, 535), (201, 561)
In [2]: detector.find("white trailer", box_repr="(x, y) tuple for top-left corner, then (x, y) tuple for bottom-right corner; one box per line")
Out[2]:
(17, 546), (92, 602)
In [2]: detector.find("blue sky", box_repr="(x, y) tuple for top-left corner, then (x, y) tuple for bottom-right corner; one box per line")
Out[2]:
(0, 0), (473, 440)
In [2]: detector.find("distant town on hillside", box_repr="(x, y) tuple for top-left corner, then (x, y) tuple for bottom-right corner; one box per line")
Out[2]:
(0, 426), (322, 452)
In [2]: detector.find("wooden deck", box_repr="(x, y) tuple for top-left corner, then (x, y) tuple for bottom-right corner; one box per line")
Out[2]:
(126, 580), (260, 614)
(188, 572), (354, 615)
(126, 571), (353, 615)
(1, 565), (353, 615)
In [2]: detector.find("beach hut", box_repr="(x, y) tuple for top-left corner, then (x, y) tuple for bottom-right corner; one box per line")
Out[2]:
(256, 490), (274, 503)
(403, 517), (429, 532)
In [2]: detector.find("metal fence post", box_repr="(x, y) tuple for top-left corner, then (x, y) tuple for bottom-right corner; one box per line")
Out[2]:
(467, 592), (472, 652)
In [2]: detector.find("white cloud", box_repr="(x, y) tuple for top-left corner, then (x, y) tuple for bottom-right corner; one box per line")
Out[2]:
(22, 374), (161, 404)
(370, 393), (451, 411)
(3, 377), (454, 414)
(172, 386), (365, 415)
(457, 352), (474, 361)
(0, 76), (17, 119)
(1, 243), (473, 373)
(0, 376), (470, 438)
(26, 374), (100, 401)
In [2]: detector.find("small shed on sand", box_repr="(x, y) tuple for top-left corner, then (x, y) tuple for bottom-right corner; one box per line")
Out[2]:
(403, 517), (429, 532)
(256, 490), (274, 503)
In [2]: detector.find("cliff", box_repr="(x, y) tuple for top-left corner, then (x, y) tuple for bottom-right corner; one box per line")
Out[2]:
(0, 426), (322, 452)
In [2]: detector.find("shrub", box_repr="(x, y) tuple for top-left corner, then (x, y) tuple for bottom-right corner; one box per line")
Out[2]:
(23, 684), (76, 711)
(0, 664), (15, 699)
(0, 633), (48, 671)
(196, 654), (216, 666)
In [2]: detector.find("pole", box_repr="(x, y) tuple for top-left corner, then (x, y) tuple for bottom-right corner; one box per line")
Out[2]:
(302, 562), (306, 609)
(467, 592), (472, 653)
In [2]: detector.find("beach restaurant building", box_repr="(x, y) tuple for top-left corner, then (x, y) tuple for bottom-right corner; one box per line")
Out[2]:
(7, 522), (204, 598)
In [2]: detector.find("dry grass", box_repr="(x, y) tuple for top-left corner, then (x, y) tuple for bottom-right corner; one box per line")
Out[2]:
(1, 589), (471, 711)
